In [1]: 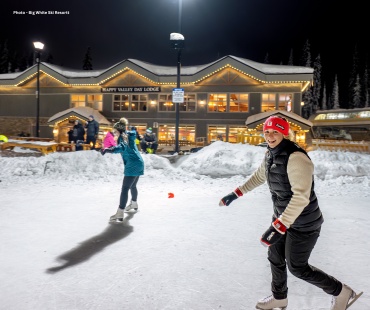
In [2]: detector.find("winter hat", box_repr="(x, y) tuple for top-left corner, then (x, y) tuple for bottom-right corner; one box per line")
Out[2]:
(263, 116), (289, 136)
(89, 115), (94, 119)
(113, 117), (128, 133)
(146, 127), (152, 134)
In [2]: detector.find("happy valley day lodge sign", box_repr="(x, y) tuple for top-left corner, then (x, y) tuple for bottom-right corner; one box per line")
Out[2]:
(101, 87), (161, 93)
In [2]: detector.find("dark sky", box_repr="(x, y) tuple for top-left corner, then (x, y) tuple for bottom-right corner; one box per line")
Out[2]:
(1, 0), (368, 84)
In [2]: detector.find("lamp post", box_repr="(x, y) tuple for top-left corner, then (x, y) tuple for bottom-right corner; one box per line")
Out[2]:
(170, 0), (184, 153)
(33, 41), (44, 137)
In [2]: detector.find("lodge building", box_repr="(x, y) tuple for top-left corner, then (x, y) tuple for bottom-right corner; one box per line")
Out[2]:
(0, 55), (314, 149)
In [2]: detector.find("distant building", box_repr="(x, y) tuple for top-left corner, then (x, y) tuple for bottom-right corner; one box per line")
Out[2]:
(0, 55), (313, 148)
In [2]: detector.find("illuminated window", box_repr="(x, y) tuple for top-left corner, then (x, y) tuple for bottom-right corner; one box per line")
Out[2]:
(208, 125), (226, 143)
(208, 93), (226, 112)
(113, 94), (129, 111)
(131, 94), (148, 111)
(158, 124), (195, 144)
(71, 94), (103, 111)
(278, 93), (292, 111)
(179, 93), (196, 112)
(229, 93), (249, 112)
(228, 126), (248, 143)
(112, 94), (147, 112)
(71, 95), (86, 108)
(261, 93), (276, 112)
(159, 94), (175, 112)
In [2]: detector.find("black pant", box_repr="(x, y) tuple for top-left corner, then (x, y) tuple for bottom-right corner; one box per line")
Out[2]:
(119, 176), (140, 209)
(268, 227), (342, 299)
(86, 135), (96, 149)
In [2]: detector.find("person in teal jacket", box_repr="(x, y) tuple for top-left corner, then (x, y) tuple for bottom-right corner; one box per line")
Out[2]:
(101, 117), (144, 221)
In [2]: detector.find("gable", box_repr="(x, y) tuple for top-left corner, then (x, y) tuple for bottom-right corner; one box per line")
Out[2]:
(103, 70), (155, 87)
(20, 72), (67, 88)
(197, 67), (261, 86)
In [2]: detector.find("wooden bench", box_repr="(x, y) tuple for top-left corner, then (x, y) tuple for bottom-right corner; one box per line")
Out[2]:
(1, 139), (58, 155)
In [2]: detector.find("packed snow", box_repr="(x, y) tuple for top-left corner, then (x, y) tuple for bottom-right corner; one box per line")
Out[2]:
(0, 141), (369, 310)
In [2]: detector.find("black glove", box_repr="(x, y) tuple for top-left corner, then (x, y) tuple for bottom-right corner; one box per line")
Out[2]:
(100, 147), (115, 155)
(260, 218), (287, 247)
(219, 188), (243, 206)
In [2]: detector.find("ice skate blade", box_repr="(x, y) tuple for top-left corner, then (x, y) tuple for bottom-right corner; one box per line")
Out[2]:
(346, 291), (363, 309)
(109, 218), (123, 224)
(124, 209), (139, 213)
(256, 307), (286, 310)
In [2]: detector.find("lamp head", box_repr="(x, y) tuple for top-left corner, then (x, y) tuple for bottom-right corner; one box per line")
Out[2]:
(33, 42), (44, 50)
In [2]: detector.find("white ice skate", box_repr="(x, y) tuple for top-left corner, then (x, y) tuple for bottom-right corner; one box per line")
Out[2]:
(255, 295), (287, 310)
(331, 284), (363, 310)
(109, 208), (124, 222)
(124, 200), (138, 212)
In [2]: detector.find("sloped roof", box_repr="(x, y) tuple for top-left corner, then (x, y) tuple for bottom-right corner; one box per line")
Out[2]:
(0, 55), (313, 86)
(47, 107), (112, 126)
(245, 111), (313, 130)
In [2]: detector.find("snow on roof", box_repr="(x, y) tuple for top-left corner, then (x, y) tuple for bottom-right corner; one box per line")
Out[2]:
(246, 110), (313, 127)
(0, 55), (313, 81)
(47, 107), (112, 126)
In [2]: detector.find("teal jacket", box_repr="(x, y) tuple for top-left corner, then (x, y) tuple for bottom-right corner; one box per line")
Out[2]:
(113, 130), (144, 176)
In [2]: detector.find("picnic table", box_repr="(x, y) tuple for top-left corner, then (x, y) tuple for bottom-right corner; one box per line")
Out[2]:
(1, 139), (58, 155)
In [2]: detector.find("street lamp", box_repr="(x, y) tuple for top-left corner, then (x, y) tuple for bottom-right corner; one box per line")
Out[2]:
(33, 41), (44, 137)
(170, 0), (184, 154)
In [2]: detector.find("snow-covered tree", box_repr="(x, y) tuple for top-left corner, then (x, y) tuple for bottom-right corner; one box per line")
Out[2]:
(362, 62), (369, 107)
(321, 85), (327, 110)
(332, 75), (340, 109)
(300, 39), (311, 67)
(348, 44), (359, 108)
(0, 40), (10, 73)
(82, 47), (93, 70)
(312, 54), (322, 113)
(300, 39), (314, 118)
(352, 74), (362, 108)
(287, 48), (294, 65)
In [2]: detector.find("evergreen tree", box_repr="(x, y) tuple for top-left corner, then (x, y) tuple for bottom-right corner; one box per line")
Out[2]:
(353, 74), (362, 108)
(332, 74), (340, 109)
(0, 40), (10, 73)
(288, 48), (294, 65)
(45, 53), (54, 64)
(82, 46), (93, 70)
(362, 62), (369, 107)
(348, 44), (359, 108)
(300, 39), (311, 67)
(321, 85), (327, 110)
(300, 39), (314, 118)
(312, 54), (322, 113)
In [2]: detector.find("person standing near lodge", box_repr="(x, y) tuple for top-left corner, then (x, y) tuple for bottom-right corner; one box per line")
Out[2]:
(219, 116), (361, 310)
(85, 115), (99, 149)
(72, 120), (85, 144)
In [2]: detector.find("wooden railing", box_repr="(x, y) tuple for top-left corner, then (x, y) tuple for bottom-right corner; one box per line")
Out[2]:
(309, 139), (370, 153)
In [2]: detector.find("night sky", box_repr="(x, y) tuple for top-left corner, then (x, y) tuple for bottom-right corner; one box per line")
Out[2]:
(1, 0), (368, 84)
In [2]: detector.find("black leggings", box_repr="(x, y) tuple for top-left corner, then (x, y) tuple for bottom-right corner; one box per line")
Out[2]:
(119, 176), (140, 210)
(268, 227), (342, 299)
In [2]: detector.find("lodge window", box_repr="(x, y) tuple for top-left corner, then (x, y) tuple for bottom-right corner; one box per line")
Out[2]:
(208, 125), (226, 142)
(159, 94), (175, 112)
(230, 93), (249, 112)
(157, 124), (195, 144)
(261, 93), (276, 112)
(278, 93), (293, 111)
(179, 93), (196, 111)
(71, 94), (103, 111)
(113, 94), (148, 112)
(208, 94), (227, 112)
(228, 126), (248, 143)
